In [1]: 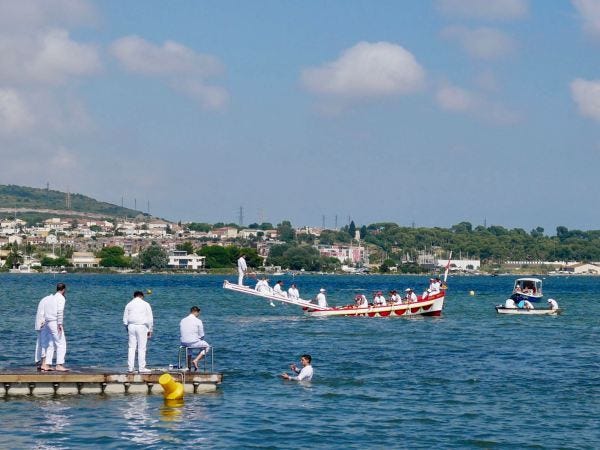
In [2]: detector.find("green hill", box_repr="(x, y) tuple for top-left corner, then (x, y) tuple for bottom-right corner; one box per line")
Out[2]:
(0, 184), (145, 218)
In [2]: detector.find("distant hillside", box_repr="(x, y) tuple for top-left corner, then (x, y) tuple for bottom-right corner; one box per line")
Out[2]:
(0, 184), (145, 219)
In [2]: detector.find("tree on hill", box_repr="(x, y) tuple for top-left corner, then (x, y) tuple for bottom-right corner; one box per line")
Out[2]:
(140, 243), (168, 270)
(98, 246), (130, 268)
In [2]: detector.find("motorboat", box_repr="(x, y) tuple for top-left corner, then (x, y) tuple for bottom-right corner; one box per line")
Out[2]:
(495, 305), (561, 315)
(510, 277), (543, 303)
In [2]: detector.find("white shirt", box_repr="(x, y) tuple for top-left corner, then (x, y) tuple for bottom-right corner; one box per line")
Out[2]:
(405, 292), (417, 302)
(288, 287), (299, 300)
(291, 365), (313, 381)
(180, 314), (205, 343)
(316, 292), (328, 307)
(35, 295), (53, 330)
(43, 292), (66, 325)
(373, 295), (387, 306)
(237, 256), (247, 271)
(123, 297), (154, 331)
(273, 283), (286, 296)
(357, 295), (369, 308)
(505, 298), (517, 309)
(430, 281), (441, 293)
(548, 299), (559, 310)
(390, 294), (401, 304)
(255, 279), (271, 293)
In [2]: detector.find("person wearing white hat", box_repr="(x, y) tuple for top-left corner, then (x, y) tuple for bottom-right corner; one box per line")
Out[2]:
(404, 288), (417, 303)
(547, 298), (559, 310)
(316, 288), (328, 307)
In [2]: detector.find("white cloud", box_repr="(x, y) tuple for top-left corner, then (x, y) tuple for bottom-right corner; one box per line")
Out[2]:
(0, 0), (97, 31)
(435, 82), (519, 124)
(573, 0), (600, 38)
(301, 41), (426, 100)
(111, 36), (228, 110)
(571, 78), (600, 121)
(437, 85), (479, 111)
(436, 0), (528, 20)
(442, 26), (516, 60)
(0, 88), (34, 133)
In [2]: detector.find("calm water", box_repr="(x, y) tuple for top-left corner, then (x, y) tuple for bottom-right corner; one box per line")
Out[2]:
(0, 274), (598, 449)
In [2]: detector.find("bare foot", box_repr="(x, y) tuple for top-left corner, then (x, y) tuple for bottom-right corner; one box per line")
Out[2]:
(55, 365), (70, 372)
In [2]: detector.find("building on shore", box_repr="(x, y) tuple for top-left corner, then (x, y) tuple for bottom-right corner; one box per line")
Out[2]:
(167, 251), (205, 270)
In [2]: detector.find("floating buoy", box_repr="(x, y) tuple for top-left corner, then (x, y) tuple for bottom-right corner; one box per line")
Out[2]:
(469, 290), (475, 296)
(146, 289), (153, 295)
(159, 373), (184, 401)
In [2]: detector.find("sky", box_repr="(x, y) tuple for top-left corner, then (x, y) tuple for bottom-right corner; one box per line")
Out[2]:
(1, 0), (600, 233)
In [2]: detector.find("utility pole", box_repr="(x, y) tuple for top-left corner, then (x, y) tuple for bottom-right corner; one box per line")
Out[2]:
(239, 206), (244, 227)
(147, 200), (150, 215)
(322, 215), (325, 228)
(334, 214), (338, 230)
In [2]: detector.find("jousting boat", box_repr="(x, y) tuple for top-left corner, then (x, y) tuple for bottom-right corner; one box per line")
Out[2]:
(223, 282), (447, 318)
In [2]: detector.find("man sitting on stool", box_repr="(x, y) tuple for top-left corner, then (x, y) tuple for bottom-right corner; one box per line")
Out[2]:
(180, 306), (210, 371)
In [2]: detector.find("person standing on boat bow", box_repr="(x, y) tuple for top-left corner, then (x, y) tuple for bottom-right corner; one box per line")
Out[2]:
(316, 288), (328, 308)
(237, 254), (247, 286)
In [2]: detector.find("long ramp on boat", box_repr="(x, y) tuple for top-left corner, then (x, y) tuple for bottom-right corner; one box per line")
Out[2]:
(223, 280), (330, 311)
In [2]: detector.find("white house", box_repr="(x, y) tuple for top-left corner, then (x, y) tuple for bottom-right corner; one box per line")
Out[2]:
(437, 258), (481, 271)
(561, 263), (600, 274)
(71, 252), (100, 268)
(168, 251), (206, 270)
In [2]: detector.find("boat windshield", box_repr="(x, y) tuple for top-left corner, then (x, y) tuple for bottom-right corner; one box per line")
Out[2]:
(513, 279), (542, 295)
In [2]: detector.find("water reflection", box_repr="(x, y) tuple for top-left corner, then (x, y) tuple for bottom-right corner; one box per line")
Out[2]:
(33, 399), (71, 449)
(160, 399), (184, 422)
(119, 395), (160, 446)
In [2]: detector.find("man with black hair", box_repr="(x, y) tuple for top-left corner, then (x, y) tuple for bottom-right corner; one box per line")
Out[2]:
(281, 354), (313, 381)
(123, 290), (154, 373)
(180, 306), (210, 371)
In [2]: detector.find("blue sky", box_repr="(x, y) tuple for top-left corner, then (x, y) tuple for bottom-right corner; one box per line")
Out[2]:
(1, 0), (600, 233)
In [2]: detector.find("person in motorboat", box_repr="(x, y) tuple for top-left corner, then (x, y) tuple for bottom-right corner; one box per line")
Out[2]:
(273, 280), (288, 298)
(404, 288), (418, 303)
(518, 299), (534, 310)
(373, 291), (387, 306)
(288, 283), (300, 300)
(316, 288), (328, 307)
(547, 298), (559, 310)
(504, 298), (517, 309)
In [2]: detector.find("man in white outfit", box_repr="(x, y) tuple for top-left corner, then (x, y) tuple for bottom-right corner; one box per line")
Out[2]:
(123, 290), (154, 373)
(34, 293), (53, 368)
(40, 283), (68, 372)
(288, 283), (300, 300)
(316, 288), (328, 307)
(273, 280), (288, 297)
(237, 254), (247, 285)
(281, 354), (313, 381)
(180, 306), (210, 371)
(547, 298), (559, 310)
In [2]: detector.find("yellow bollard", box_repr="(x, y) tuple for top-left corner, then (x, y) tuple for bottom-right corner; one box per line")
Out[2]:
(159, 373), (184, 401)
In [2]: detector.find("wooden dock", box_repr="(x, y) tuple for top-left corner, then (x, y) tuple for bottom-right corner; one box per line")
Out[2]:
(0, 368), (222, 397)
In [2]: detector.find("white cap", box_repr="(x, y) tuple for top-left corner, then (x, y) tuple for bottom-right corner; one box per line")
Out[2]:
(319, 288), (326, 292)
(405, 288), (412, 292)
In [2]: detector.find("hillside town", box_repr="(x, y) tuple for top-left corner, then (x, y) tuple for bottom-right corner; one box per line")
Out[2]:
(1, 215), (599, 275)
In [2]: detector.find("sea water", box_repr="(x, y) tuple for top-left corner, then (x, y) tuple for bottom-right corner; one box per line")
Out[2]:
(0, 274), (598, 449)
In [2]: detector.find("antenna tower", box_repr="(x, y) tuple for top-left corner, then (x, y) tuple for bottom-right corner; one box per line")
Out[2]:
(322, 215), (325, 228)
(239, 206), (244, 226)
(334, 214), (338, 230)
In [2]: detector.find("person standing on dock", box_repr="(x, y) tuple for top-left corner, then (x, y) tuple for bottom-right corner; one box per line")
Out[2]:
(123, 291), (154, 374)
(40, 283), (68, 372)
(237, 254), (247, 286)
(34, 293), (53, 369)
(281, 354), (313, 381)
(179, 306), (210, 371)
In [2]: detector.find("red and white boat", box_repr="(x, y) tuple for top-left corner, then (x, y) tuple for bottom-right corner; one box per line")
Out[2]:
(222, 281), (447, 318)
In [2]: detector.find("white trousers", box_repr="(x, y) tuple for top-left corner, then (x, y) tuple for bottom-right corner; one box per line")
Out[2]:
(44, 321), (67, 365)
(238, 269), (245, 285)
(127, 324), (148, 371)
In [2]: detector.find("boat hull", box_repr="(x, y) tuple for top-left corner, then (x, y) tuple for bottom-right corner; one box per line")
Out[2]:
(305, 292), (445, 318)
(495, 306), (561, 315)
